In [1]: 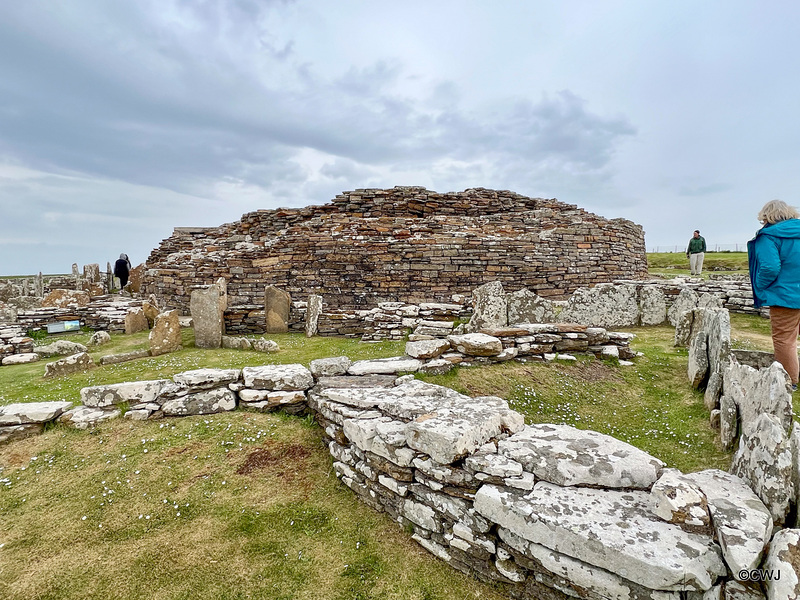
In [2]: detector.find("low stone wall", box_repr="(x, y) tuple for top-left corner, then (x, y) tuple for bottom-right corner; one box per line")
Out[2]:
(0, 361), (784, 598)
(15, 297), (143, 333)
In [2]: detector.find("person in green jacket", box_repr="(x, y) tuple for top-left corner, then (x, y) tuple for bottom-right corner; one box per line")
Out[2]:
(686, 230), (706, 275)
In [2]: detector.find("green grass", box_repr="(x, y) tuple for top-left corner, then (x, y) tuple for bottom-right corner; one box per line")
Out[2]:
(0, 329), (406, 407)
(419, 325), (730, 473)
(647, 251), (749, 278)
(0, 313), (778, 598)
(0, 413), (503, 600)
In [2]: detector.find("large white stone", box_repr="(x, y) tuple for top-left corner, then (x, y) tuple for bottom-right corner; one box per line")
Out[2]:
(172, 368), (241, 390)
(651, 469), (711, 531)
(466, 281), (507, 331)
(60, 406), (121, 429)
(446, 333), (503, 356)
(558, 283), (640, 328)
(0, 401), (74, 425)
(499, 527), (680, 600)
(161, 388), (237, 416)
(474, 482), (726, 591)
(405, 339), (451, 359)
(2, 353), (40, 365)
(347, 356), (422, 375)
(309, 356), (352, 377)
(507, 288), (555, 324)
(81, 380), (170, 408)
(731, 412), (794, 526)
(34, 339), (88, 357)
(762, 528), (800, 600)
(724, 360), (793, 435)
(683, 469), (773, 578)
(242, 364), (314, 390)
(639, 286), (667, 326)
(668, 288), (699, 326)
(497, 423), (664, 489)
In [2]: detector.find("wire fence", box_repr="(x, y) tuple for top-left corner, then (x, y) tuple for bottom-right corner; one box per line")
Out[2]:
(648, 243), (747, 253)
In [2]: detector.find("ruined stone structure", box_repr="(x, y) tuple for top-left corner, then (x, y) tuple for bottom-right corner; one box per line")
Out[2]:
(142, 187), (648, 314)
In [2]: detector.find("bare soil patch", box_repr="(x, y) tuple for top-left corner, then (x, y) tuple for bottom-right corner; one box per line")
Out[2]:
(236, 440), (311, 478)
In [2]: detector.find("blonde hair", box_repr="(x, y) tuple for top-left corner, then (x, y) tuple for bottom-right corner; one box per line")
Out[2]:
(758, 200), (799, 224)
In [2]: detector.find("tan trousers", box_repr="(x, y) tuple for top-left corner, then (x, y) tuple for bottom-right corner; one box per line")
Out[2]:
(770, 306), (800, 384)
(689, 252), (705, 275)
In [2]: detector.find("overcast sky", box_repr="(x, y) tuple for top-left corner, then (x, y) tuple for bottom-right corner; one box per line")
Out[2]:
(1, 1), (798, 275)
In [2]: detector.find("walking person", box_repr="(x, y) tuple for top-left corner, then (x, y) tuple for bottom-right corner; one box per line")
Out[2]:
(114, 253), (132, 294)
(686, 230), (706, 275)
(748, 200), (800, 390)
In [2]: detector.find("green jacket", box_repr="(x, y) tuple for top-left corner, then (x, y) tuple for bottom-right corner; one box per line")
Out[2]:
(687, 236), (706, 255)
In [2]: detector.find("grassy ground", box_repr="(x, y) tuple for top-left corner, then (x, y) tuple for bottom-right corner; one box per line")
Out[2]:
(0, 329), (406, 407)
(647, 251), (748, 278)
(0, 413), (504, 600)
(0, 312), (780, 598)
(419, 325), (731, 473)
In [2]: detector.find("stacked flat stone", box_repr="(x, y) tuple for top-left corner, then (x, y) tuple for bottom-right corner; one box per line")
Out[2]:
(0, 325), (34, 365)
(16, 296), (143, 333)
(1, 361), (789, 597)
(307, 377), (772, 598)
(142, 187), (648, 315)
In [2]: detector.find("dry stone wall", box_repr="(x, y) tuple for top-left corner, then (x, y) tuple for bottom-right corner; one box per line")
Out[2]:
(1, 364), (782, 598)
(142, 187), (648, 314)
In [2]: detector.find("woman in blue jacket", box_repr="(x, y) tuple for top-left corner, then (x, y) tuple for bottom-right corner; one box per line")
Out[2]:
(748, 200), (800, 389)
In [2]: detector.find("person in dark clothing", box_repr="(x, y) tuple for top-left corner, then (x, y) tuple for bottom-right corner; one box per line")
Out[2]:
(114, 253), (132, 293)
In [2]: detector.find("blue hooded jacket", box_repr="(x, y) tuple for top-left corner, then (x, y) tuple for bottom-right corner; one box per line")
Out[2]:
(748, 218), (800, 308)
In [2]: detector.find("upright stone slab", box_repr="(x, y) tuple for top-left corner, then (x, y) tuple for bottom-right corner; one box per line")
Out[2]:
(466, 281), (507, 332)
(762, 528), (800, 600)
(507, 289), (555, 324)
(35, 272), (43, 298)
(558, 283), (640, 328)
(190, 283), (226, 349)
(639, 286), (667, 325)
(106, 262), (114, 293)
(83, 263), (100, 283)
(125, 307), (149, 335)
(668, 287), (699, 326)
(149, 310), (182, 356)
(265, 286), (291, 334)
(306, 294), (323, 337)
(731, 412), (794, 526)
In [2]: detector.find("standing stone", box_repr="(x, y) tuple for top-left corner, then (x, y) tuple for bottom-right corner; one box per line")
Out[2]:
(668, 287), (700, 326)
(106, 262), (114, 292)
(71, 263), (79, 277)
(688, 332), (709, 388)
(190, 283), (226, 349)
(638, 286), (667, 325)
(149, 310), (182, 356)
(35, 272), (43, 298)
(306, 294), (323, 337)
(763, 528), (800, 600)
(83, 263), (100, 283)
(125, 307), (149, 335)
(265, 286), (291, 334)
(128, 264), (144, 293)
(719, 395), (739, 450)
(558, 283), (640, 328)
(142, 294), (160, 328)
(467, 281), (507, 332)
(507, 289), (555, 324)
(731, 412), (794, 526)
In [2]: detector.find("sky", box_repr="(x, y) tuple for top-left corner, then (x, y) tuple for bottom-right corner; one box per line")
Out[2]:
(1, 1), (798, 275)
